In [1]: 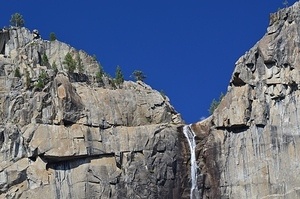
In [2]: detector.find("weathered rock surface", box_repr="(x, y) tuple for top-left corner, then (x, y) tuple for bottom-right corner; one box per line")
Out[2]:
(192, 2), (300, 198)
(4, 2), (300, 198)
(0, 26), (186, 198)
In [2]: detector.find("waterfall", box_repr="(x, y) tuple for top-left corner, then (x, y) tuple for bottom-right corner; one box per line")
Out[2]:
(183, 125), (200, 199)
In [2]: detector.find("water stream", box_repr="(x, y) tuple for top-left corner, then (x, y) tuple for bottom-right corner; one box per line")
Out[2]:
(183, 125), (200, 199)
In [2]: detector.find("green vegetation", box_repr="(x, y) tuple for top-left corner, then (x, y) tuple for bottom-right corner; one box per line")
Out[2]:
(96, 65), (105, 83)
(132, 70), (146, 82)
(63, 52), (76, 73)
(114, 65), (124, 85)
(52, 61), (58, 74)
(10, 13), (25, 27)
(35, 70), (48, 90)
(110, 79), (117, 89)
(49, 32), (57, 41)
(98, 65), (104, 77)
(76, 54), (84, 73)
(96, 71), (102, 82)
(41, 53), (49, 66)
(92, 55), (105, 80)
(14, 67), (21, 78)
(208, 92), (225, 115)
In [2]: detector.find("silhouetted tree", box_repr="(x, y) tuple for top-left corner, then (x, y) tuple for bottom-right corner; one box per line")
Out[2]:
(49, 32), (57, 41)
(115, 65), (124, 85)
(132, 70), (146, 82)
(10, 13), (25, 27)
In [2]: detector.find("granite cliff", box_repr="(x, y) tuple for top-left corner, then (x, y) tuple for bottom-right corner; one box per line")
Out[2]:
(2, 2), (300, 199)
(191, 1), (300, 198)
(0, 27), (187, 198)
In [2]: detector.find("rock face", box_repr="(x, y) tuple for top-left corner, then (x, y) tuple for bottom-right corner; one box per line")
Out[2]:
(192, 2), (300, 198)
(0, 27), (186, 198)
(3, 2), (300, 198)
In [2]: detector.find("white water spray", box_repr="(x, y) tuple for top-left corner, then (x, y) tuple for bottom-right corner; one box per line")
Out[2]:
(183, 125), (200, 199)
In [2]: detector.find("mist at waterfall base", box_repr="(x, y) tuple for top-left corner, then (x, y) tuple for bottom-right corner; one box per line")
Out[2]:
(0, 0), (297, 123)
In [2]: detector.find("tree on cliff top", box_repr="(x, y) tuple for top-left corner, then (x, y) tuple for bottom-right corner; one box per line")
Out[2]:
(115, 65), (124, 85)
(132, 70), (146, 82)
(49, 32), (57, 41)
(10, 13), (25, 27)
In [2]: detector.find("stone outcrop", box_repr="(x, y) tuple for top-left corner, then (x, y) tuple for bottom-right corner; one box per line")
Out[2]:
(3, 2), (300, 198)
(192, 2), (300, 198)
(0, 26), (186, 198)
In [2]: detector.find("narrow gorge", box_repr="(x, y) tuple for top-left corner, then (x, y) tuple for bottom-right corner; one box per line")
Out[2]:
(1, 1), (300, 199)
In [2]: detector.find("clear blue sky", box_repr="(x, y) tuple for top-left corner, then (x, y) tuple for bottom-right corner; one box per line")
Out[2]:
(1, 0), (297, 123)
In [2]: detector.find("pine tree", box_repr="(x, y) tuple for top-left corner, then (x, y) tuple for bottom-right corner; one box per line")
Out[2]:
(132, 70), (146, 82)
(35, 70), (48, 90)
(76, 54), (84, 73)
(208, 92), (224, 115)
(52, 61), (58, 74)
(115, 65), (124, 85)
(63, 52), (76, 73)
(10, 13), (25, 27)
(96, 65), (104, 83)
(41, 53), (49, 66)
(14, 67), (21, 78)
(49, 32), (57, 41)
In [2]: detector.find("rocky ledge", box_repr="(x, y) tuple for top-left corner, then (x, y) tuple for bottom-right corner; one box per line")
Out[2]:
(0, 26), (188, 198)
(3, 2), (300, 199)
(192, 2), (300, 198)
